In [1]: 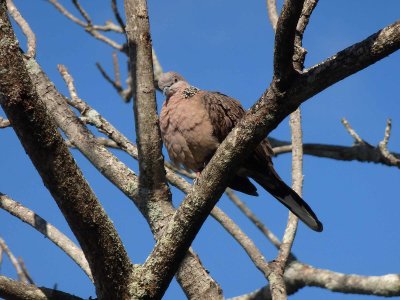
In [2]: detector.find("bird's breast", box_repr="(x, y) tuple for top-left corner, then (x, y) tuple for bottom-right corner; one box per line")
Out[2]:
(160, 96), (219, 171)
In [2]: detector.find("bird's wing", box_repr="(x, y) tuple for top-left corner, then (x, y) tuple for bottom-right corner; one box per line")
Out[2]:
(200, 91), (246, 142)
(200, 91), (274, 165)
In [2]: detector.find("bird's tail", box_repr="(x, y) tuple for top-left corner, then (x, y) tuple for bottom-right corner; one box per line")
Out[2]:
(251, 169), (323, 232)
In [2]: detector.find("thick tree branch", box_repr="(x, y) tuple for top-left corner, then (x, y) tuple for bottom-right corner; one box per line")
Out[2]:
(0, 275), (83, 300)
(124, 0), (170, 207)
(138, 19), (400, 299)
(298, 21), (400, 101)
(0, 194), (92, 281)
(0, 4), (132, 298)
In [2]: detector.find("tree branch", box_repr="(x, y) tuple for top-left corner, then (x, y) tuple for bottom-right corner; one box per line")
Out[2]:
(0, 4), (132, 298)
(124, 0), (171, 207)
(0, 116), (10, 128)
(0, 194), (93, 281)
(265, 0), (278, 31)
(235, 261), (400, 299)
(0, 237), (29, 283)
(46, 0), (123, 50)
(273, 0), (305, 89)
(6, 0), (36, 58)
(0, 275), (84, 300)
(298, 21), (400, 101)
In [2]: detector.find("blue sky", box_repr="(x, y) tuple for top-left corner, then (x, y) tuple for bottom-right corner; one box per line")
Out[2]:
(1, 1), (399, 299)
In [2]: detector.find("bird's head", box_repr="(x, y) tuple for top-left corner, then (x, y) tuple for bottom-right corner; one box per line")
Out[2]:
(158, 72), (189, 98)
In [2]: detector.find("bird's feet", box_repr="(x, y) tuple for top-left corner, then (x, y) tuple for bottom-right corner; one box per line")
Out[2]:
(193, 171), (201, 185)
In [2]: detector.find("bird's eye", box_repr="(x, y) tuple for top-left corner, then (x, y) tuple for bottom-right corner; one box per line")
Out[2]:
(174, 78), (178, 82)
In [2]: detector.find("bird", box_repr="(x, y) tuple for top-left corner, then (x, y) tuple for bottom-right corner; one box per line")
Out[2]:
(158, 72), (323, 232)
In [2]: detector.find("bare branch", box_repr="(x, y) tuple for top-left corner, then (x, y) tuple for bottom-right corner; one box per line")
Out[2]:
(0, 275), (84, 300)
(111, 0), (126, 31)
(269, 108), (304, 299)
(17, 257), (34, 285)
(66, 137), (119, 149)
(95, 62), (127, 100)
(0, 116), (10, 128)
(296, 0), (319, 40)
(152, 48), (164, 83)
(0, 237), (28, 283)
(0, 194), (93, 281)
(298, 21), (400, 101)
(273, 0), (305, 89)
(212, 207), (271, 277)
(124, 0), (171, 216)
(112, 51), (122, 87)
(226, 189), (283, 250)
(270, 138), (400, 168)
(266, 0), (278, 31)
(232, 260), (400, 299)
(46, 0), (86, 26)
(288, 261), (400, 297)
(6, 0), (36, 58)
(379, 119), (400, 166)
(46, 0), (123, 51)
(341, 118), (365, 144)
(71, 0), (91, 25)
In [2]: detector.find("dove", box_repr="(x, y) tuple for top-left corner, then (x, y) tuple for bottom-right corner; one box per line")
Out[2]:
(158, 72), (323, 232)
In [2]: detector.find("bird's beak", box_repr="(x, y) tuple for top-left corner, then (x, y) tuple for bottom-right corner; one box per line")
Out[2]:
(163, 87), (169, 95)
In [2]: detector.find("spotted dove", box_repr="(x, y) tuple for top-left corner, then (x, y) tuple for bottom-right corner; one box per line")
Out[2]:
(158, 72), (323, 232)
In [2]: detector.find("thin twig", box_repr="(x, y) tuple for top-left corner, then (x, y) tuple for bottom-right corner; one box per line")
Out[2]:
(47, 0), (123, 50)
(57, 65), (80, 103)
(341, 118), (365, 144)
(226, 189), (282, 250)
(71, 0), (91, 24)
(17, 258), (34, 284)
(111, 0), (126, 31)
(0, 237), (28, 283)
(379, 119), (400, 166)
(152, 48), (163, 84)
(66, 137), (120, 149)
(112, 52), (122, 87)
(0, 116), (10, 128)
(212, 207), (271, 277)
(0, 246), (3, 268)
(47, 0), (86, 26)
(6, 0), (36, 58)
(266, 0), (278, 30)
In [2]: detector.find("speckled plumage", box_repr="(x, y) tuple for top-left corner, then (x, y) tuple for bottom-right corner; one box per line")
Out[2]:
(158, 72), (323, 232)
